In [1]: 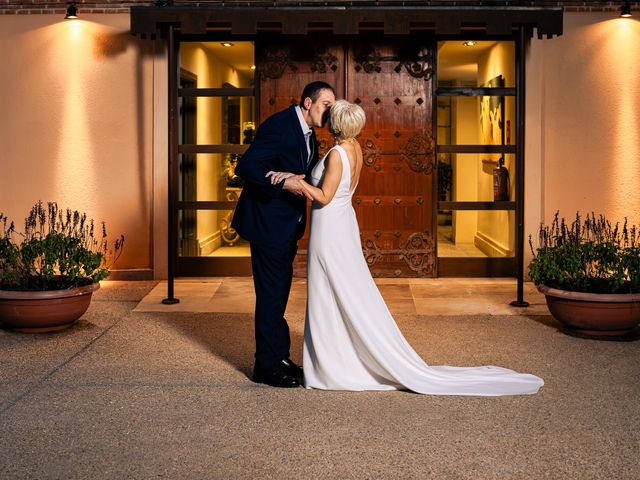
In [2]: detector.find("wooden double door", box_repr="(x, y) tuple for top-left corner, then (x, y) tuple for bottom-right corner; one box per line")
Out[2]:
(258, 36), (436, 277)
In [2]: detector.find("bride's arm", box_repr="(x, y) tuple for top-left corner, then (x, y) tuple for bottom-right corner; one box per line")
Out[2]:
(299, 150), (343, 206)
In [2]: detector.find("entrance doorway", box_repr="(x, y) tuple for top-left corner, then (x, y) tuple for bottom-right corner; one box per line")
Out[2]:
(174, 36), (520, 279)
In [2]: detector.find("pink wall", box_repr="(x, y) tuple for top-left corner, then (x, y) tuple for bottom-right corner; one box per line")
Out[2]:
(526, 12), (640, 240)
(0, 14), (155, 276)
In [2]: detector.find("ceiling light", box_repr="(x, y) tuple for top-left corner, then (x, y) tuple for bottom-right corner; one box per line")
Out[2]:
(463, 41), (477, 47)
(65, 2), (78, 19)
(221, 42), (234, 47)
(620, 1), (632, 17)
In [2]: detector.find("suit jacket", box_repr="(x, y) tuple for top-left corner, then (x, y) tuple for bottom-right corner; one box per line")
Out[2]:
(231, 105), (320, 247)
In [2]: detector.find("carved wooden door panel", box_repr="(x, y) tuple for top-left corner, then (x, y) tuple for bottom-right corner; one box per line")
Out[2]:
(256, 37), (436, 277)
(256, 37), (343, 278)
(348, 39), (435, 277)
(257, 37), (344, 136)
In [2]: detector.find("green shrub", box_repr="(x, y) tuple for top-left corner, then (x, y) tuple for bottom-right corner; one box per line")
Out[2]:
(0, 201), (124, 291)
(528, 212), (640, 294)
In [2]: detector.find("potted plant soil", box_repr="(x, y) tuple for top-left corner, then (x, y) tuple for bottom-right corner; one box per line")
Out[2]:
(529, 212), (640, 339)
(0, 201), (124, 332)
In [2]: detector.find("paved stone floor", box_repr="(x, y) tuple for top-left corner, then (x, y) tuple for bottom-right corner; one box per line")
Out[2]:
(1, 279), (639, 479)
(134, 277), (550, 316)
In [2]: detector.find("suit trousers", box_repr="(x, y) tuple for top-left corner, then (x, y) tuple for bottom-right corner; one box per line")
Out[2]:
(250, 239), (298, 372)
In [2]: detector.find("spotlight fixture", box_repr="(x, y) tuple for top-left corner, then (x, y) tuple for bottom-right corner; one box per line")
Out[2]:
(221, 42), (234, 47)
(463, 41), (477, 47)
(620, 1), (632, 17)
(65, 2), (78, 19)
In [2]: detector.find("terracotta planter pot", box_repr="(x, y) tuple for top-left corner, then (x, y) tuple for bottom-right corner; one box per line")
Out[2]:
(0, 282), (100, 333)
(538, 285), (640, 338)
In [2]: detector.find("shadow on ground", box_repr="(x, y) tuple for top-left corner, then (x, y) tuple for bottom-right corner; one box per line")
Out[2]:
(159, 312), (305, 379)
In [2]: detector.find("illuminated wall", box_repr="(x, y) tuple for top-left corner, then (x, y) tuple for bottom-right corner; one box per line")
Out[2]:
(526, 12), (640, 263)
(451, 97), (479, 244)
(1, 11), (637, 278)
(179, 43), (253, 256)
(477, 41), (516, 257)
(0, 14), (154, 275)
(180, 44), (222, 256)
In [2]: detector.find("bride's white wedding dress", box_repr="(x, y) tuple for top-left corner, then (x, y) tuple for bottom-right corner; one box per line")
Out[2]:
(303, 145), (544, 396)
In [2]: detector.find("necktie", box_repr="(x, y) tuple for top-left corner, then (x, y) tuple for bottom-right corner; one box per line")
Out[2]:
(305, 132), (313, 165)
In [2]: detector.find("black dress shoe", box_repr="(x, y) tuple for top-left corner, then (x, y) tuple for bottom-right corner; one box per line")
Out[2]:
(253, 365), (300, 388)
(281, 358), (304, 379)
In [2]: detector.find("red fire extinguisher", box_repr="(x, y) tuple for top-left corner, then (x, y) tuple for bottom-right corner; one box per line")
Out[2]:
(493, 157), (510, 201)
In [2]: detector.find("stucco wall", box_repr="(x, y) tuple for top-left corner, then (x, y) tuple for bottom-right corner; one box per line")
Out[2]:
(477, 41), (516, 257)
(2, 11), (639, 279)
(451, 97), (479, 244)
(0, 14), (154, 276)
(526, 12), (640, 264)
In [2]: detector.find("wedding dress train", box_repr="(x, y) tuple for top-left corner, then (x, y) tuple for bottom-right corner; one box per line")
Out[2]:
(303, 145), (543, 396)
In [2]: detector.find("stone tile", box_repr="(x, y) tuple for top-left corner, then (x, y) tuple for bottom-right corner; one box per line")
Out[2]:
(131, 279), (550, 316)
(141, 281), (221, 297)
(412, 294), (550, 317)
(377, 284), (416, 314)
(374, 278), (442, 285)
(287, 283), (308, 299)
(414, 297), (496, 315)
(208, 283), (254, 313)
(376, 284), (413, 300)
(410, 283), (477, 298)
(285, 296), (307, 317)
(133, 281), (222, 313)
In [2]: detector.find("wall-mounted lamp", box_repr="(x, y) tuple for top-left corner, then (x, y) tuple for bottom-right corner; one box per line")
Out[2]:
(250, 65), (256, 70)
(65, 2), (78, 19)
(620, 1), (632, 17)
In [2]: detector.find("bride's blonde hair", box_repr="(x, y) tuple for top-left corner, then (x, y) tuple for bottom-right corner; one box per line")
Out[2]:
(329, 100), (366, 142)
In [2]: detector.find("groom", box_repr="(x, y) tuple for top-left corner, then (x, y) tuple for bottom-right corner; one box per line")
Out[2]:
(232, 81), (336, 388)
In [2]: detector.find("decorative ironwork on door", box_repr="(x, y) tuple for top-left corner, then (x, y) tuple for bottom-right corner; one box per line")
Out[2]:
(257, 37), (436, 277)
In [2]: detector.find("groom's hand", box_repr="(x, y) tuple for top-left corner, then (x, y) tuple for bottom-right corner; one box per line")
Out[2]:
(266, 171), (312, 199)
(266, 171), (295, 185)
(283, 175), (313, 199)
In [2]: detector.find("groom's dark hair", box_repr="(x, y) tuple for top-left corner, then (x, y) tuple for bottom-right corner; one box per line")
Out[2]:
(300, 81), (335, 109)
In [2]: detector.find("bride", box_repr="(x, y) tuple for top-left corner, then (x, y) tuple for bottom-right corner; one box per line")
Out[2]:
(267, 100), (543, 396)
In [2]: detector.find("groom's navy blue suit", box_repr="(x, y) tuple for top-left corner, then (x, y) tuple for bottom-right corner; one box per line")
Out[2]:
(232, 105), (319, 373)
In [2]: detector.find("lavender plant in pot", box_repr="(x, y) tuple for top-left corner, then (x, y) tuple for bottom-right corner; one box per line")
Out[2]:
(528, 212), (640, 339)
(0, 201), (124, 332)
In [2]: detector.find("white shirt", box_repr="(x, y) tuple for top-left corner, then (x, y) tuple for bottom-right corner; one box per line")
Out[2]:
(294, 105), (312, 222)
(295, 105), (312, 159)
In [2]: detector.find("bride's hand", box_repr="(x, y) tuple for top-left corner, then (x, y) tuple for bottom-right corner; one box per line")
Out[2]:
(299, 179), (311, 191)
(298, 180), (315, 198)
(266, 171), (295, 185)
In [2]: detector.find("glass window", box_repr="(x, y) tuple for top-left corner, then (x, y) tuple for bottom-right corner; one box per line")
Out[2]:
(437, 40), (515, 88)
(436, 40), (516, 261)
(438, 210), (515, 258)
(178, 208), (249, 258)
(178, 41), (255, 260)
